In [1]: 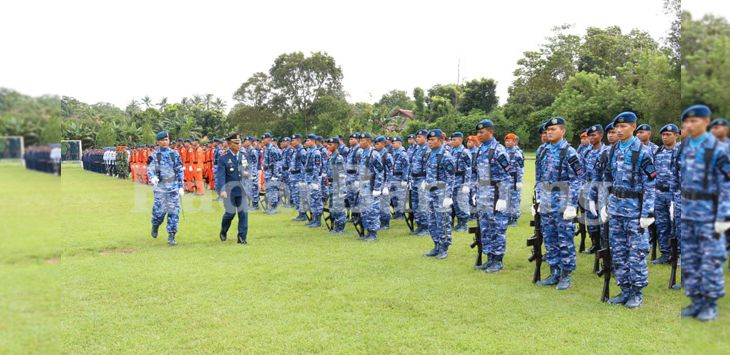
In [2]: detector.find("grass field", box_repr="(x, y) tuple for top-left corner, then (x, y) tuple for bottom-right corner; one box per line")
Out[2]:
(1, 159), (729, 353)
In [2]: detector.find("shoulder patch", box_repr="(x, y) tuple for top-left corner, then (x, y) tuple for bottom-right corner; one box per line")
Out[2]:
(497, 154), (510, 172)
(717, 154), (730, 180)
(641, 156), (657, 180)
(568, 154), (584, 176)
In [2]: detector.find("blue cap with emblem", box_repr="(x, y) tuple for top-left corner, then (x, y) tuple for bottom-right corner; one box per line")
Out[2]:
(306, 134), (317, 140)
(635, 124), (652, 132)
(612, 112), (638, 125)
(360, 132), (372, 139)
(407, 134), (415, 139)
(681, 104), (711, 122)
(586, 124), (603, 134)
(427, 129), (444, 139)
(374, 136), (386, 143)
(538, 123), (546, 134)
(226, 133), (241, 142)
(659, 124), (679, 134)
(710, 118), (728, 128)
(416, 129), (429, 136)
(392, 136), (403, 142)
(476, 119), (494, 130)
(282, 136), (291, 142)
(604, 123), (615, 132)
(155, 131), (169, 141)
(544, 117), (566, 128)
(262, 133), (272, 139)
(292, 134), (302, 140)
(451, 131), (464, 139)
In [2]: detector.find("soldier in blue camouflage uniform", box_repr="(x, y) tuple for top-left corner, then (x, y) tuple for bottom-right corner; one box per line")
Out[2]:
(302, 134), (324, 227)
(467, 136), (479, 219)
(374, 136), (394, 229)
(325, 137), (347, 233)
(534, 117), (584, 289)
(599, 112), (656, 308)
(636, 124), (659, 156)
(504, 133), (524, 226)
(261, 133), (282, 214)
(289, 135), (308, 221)
(409, 130), (430, 235)
(421, 129), (456, 259)
(345, 133), (362, 219)
(280, 137), (292, 207)
(216, 134), (252, 245)
(406, 134), (416, 160)
(242, 137), (260, 210)
(356, 133), (384, 241)
(388, 136), (409, 220)
(582, 124), (609, 254)
(677, 105), (730, 321)
(316, 136), (328, 203)
(474, 120), (512, 273)
(148, 131), (185, 246)
(448, 132), (471, 232)
(651, 124), (680, 264)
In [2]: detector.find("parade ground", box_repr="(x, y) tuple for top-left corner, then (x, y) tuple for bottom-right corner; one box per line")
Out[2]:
(1, 161), (727, 353)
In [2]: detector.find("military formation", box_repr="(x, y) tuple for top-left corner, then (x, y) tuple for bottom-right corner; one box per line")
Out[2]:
(74, 104), (730, 322)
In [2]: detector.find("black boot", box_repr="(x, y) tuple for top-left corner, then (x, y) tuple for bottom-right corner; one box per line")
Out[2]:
(536, 267), (559, 286)
(292, 212), (307, 221)
(486, 254), (503, 273)
(556, 270), (571, 290)
(219, 230), (227, 241)
(237, 234), (247, 245)
(583, 232), (598, 254)
(167, 233), (177, 246)
(435, 244), (448, 259)
(476, 254), (492, 270)
(151, 224), (159, 239)
(423, 242), (439, 257)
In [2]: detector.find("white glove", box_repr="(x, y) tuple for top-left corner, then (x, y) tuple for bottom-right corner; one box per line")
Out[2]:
(188, 166), (192, 172)
(178, 188), (184, 197)
(150, 176), (159, 186)
(495, 199), (507, 212)
(531, 205), (537, 217)
(442, 197), (453, 208)
(640, 217), (655, 229)
(516, 182), (523, 190)
(401, 181), (407, 188)
(311, 183), (320, 191)
(715, 221), (730, 234)
(382, 187), (390, 196)
(669, 202), (674, 220)
(461, 186), (469, 194)
(196, 168), (202, 172)
(271, 177), (278, 181)
(372, 189), (382, 198)
(600, 207), (608, 223)
(588, 200), (597, 216)
(563, 206), (577, 220)
(353, 181), (360, 189)
(420, 181), (426, 190)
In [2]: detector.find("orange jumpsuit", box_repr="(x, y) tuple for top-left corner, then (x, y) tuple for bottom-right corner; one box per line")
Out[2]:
(192, 146), (205, 195)
(182, 147), (193, 191)
(205, 148), (215, 190)
(141, 149), (149, 184)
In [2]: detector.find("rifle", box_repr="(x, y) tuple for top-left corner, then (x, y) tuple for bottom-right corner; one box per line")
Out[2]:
(527, 196), (543, 283)
(649, 222), (658, 261)
(350, 191), (365, 237)
(323, 207), (333, 231)
(575, 205), (587, 253)
(469, 226), (483, 267)
(597, 219), (612, 302)
(404, 184), (415, 232)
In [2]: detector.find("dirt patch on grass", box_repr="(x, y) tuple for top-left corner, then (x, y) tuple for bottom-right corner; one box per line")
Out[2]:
(98, 248), (136, 256)
(45, 256), (61, 264)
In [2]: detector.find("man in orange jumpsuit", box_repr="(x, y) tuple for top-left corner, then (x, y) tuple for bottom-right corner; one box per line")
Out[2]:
(182, 139), (193, 192)
(191, 138), (205, 195)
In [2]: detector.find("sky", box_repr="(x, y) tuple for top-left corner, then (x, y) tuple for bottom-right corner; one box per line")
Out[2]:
(1, 0), (675, 111)
(684, 0), (730, 17)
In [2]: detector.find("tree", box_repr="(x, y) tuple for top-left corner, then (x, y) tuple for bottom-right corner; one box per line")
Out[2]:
(39, 116), (62, 144)
(459, 78), (499, 114)
(95, 122), (117, 147)
(413, 87), (425, 119)
(377, 89), (415, 112)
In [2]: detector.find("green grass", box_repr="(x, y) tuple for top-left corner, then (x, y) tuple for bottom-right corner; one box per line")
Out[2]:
(0, 160), (728, 353)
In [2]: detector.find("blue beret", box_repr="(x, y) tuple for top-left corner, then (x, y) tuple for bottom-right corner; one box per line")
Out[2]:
(681, 105), (711, 122)
(635, 124), (652, 132)
(360, 133), (372, 139)
(613, 112), (638, 125)
(544, 117), (567, 128)
(451, 131), (464, 138)
(538, 124), (546, 134)
(659, 124), (680, 134)
(349, 133), (358, 139)
(416, 129), (429, 136)
(306, 134), (317, 140)
(155, 131), (169, 141)
(292, 134), (302, 140)
(407, 134), (415, 139)
(330, 136), (339, 142)
(226, 133), (241, 142)
(184, 139), (192, 143)
(317, 136), (324, 141)
(476, 119), (494, 130)
(427, 129), (444, 139)
(176, 138), (183, 142)
(337, 134), (344, 139)
(586, 124), (603, 134)
(392, 136), (403, 142)
(262, 133), (272, 139)
(374, 136), (386, 143)
(604, 123), (615, 132)
(213, 138), (221, 143)
(710, 118), (729, 128)
(281, 137), (291, 142)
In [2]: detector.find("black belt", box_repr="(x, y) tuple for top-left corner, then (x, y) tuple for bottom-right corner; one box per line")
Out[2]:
(347, 169), (357, 174)
(682, 191), (717, 201)
(477, 181), (500, 187)
(393, 172), (403, 177)
(290, 170), (301, 174)
(612, 189), (642, 199)
(160, 178), (177, 183)
(455, 171), (465, 176)
(656, 184), (671, 192)
(411, 172), (426, 178)
(305, 169), (313, 173)
(428, 182), (447, 192)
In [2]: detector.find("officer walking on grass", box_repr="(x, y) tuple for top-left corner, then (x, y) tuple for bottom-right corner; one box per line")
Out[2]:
(147, 131), (185, 246)
(215, 134), (250, 245)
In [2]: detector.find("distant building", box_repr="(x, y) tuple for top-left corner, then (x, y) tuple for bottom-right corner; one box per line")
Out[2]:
(385, 108), (415, 132)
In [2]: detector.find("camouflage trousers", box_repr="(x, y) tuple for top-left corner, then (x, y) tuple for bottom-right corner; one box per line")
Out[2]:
(151, 190), (180, 234)
(681, 220), (727, 300)
(609, 216), (649, 289)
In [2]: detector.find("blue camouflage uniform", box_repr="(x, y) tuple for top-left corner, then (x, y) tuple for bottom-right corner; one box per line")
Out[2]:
(506, 145), (524, 225)
(601, 114), (656, 306)
(389, 144), (410, 219)
(262, 139), (283, 212)
(582, 137), (609, 235)
(245, 141), (261, 209)
(147, 146), (184, 237)
(409, 135), (430, 234)
(289, 141), (307, 219)
(281, 141), (293, 206)
(468, 145), (479, 217)
(451, 140), (472, 230)
(677, 108), (730, 319)
(424, 135), (456, 256)
(377, 145), (394, 228)
(536, 135), (584, 281)
(345, 138), (362, 214)
(215, 144), (252, 242)
(474, 123), (512, 270)
(326, 142), (348, 232)
(653, 126), (681, 261)
(303, 140), (324, 226)
(357, 144), (385, 239)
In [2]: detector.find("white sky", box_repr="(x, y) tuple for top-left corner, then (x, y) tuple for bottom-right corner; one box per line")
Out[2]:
(1, 0), (674, 111)
(684, 0), (730, 18)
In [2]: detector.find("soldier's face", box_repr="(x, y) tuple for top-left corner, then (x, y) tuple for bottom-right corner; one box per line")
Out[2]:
(158, 137), (170, 149)
(588, 132), (602, 146)
(451, 137), (463, 147)
(374, 142), (385, 150)
(359, 139), (370, 149)
(684, 117), (709, 138)
(393, 141), (402, 149)
(504, 138), (515, 148)
(407, 138), (415, 145)
(427, 136), (441, 149)
(416, 135), (426, 145)
(540, 132), (548, 143)
(229, 140), (240, 153)
(636, 130), (651, 142)
(545, 125), (564, 143)
(607, 130), (617, 144)
(661, 132), (678, 146)
(711, 125), (728, 139)
(476, 128), (492, 142)
(615, 123), (635, 142)
(580, 137), (589, 145)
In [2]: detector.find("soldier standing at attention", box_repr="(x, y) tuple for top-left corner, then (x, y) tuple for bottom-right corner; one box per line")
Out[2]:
(303, 134), (324, 228)
(651, 124), (680, 265)
(325, 137), (347, 234)
(261, 133), (282, 214)
(147, 131), (185, 246)
(677, 105), (730, 321)
(374, 136), (394, 229)
(582, 124), (609, 255)
(409, 130), (430, 236)
(449, 131), (472, 232)
(504, 133), (524, 226)
(388, 136), (409, 220)
(636, 124), (659, 155)
(356, 133), (384, 241)
(422, 129), (456, 259)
